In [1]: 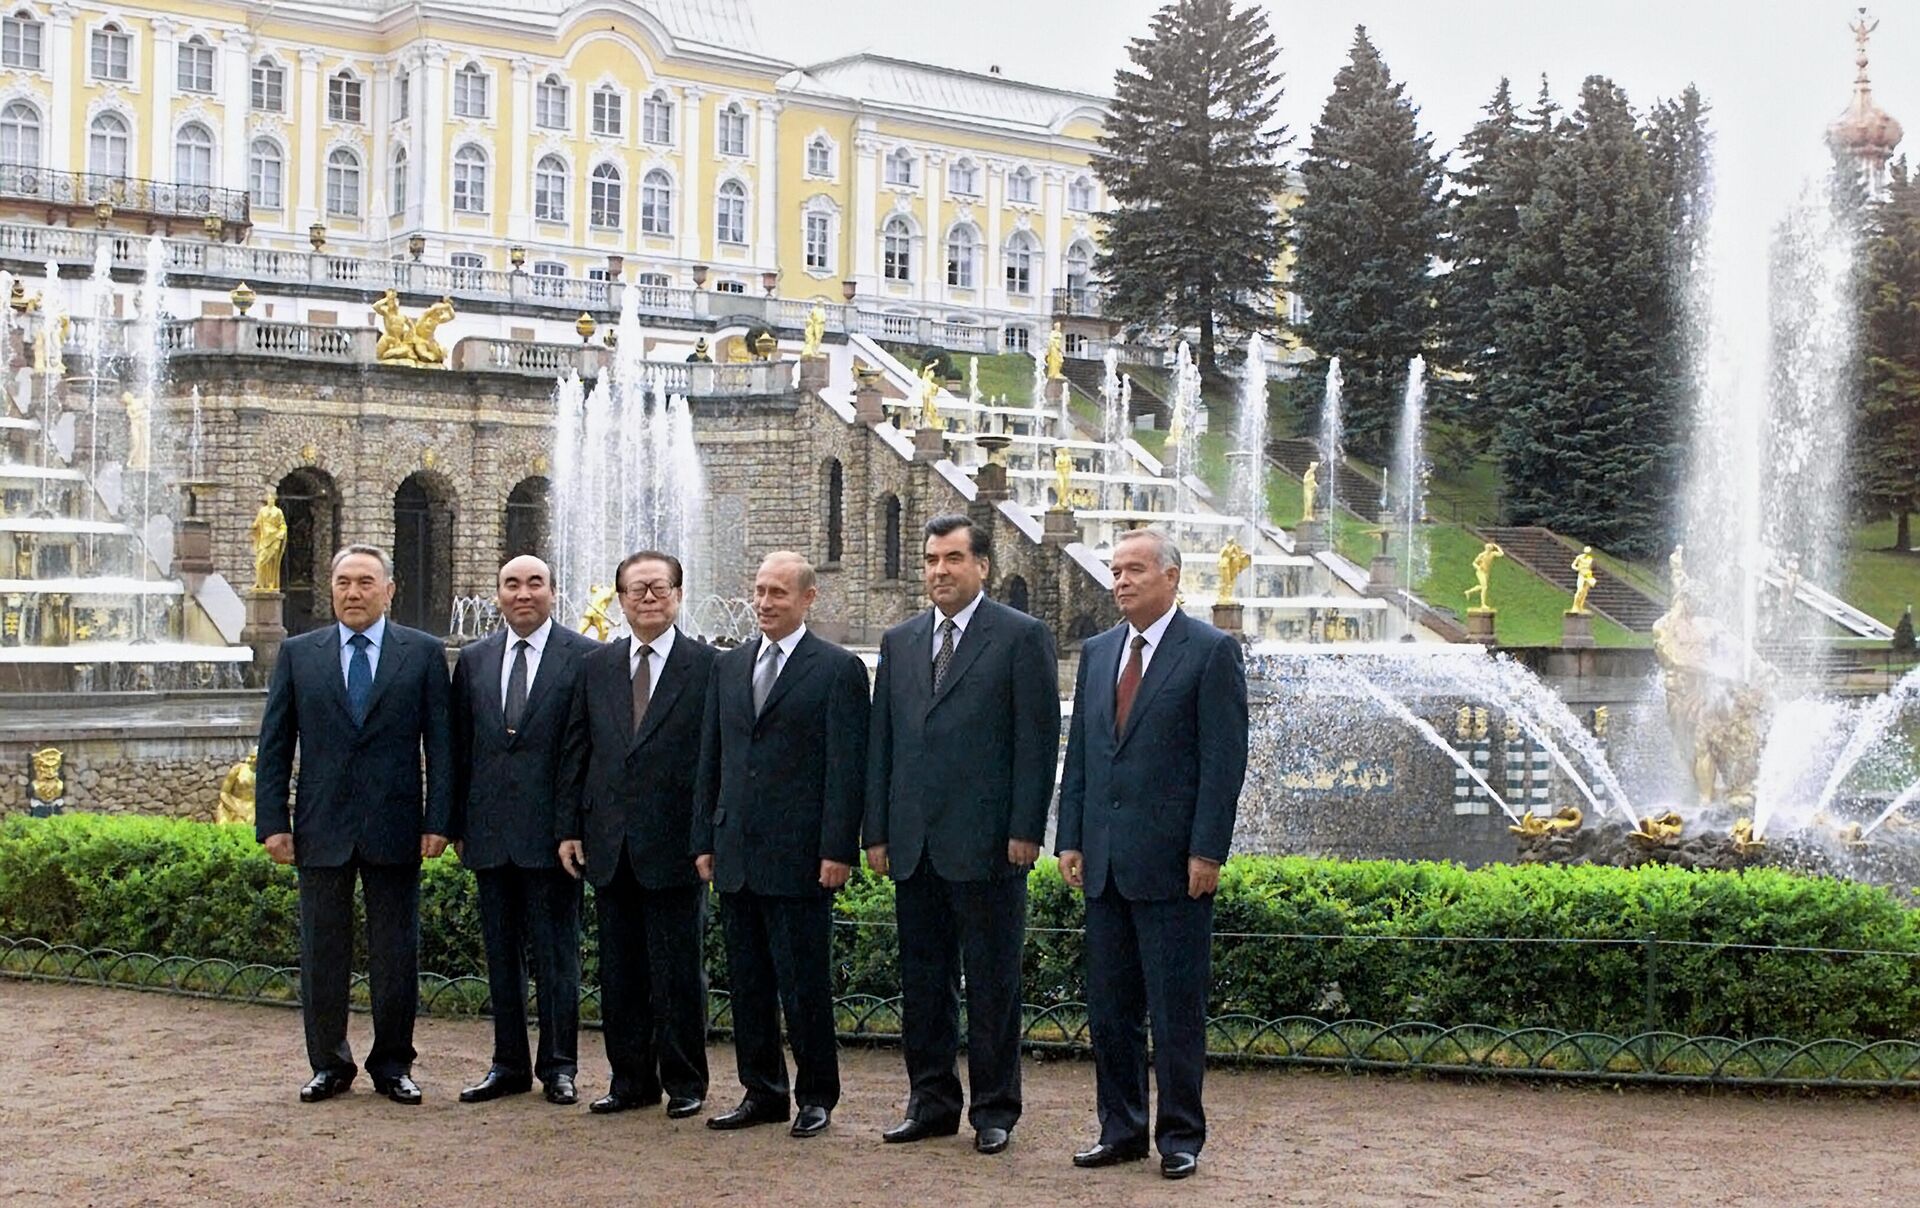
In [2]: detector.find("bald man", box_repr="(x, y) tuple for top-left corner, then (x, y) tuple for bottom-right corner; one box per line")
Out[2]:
(449, 554), (598, 1106)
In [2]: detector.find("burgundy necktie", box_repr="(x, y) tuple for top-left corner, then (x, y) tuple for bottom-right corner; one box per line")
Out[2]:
(1114, 633), (1146, 735)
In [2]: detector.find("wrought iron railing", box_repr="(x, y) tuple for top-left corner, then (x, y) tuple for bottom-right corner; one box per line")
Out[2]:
(0, 165), (251, 223)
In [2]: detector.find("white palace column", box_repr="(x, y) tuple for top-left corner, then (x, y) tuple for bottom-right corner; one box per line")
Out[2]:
(983, 159), (1004, 312)
(754, 97), (780, 271)
(294, 48), (322, 228)
(851, 134), (878, 286)
(418, 44), (447, 233)
(1040, 167), (1066, 303)
(148, 17), (177, 182)
(220, 30), (251, 191)
(506, 57), (531, 241)
(678, 86), (703, 265)
(46, 4), (73, 172)
(920, 150), (943, 308)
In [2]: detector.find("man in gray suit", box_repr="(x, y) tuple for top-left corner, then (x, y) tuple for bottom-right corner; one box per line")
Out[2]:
(865, 514), (1059, 1155)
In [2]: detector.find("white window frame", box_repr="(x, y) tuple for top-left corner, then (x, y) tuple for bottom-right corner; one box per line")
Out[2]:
(884, 147), (915, 187)
(946, 224), (977, 289)
(388, 145), (408, 215)
(805, 136), (832, 178)
(535, 75), (569, 131)
(640, 169), (672, 236)
(714, 279), (745, 295)
(88, 112), (130, 177)
(393, 70), (410, 122)
(531, 260), (567, 297)
(589, 161), (622, 229)
(804, 210), (831, 273)
(947, 158), (978, 197)
(716, 102), (747, 157)
(641, 90), (673, 145)
(1007, 166), (1035, 205)
(1068, 175), (1095, 212)
(451, 143), (488, 214)
(89, 21), (130, 83)
(453, 62), (490, 120)
(2, 10), (43, 71)
(0, 99), (39, 169)
(715, 178), (746, 245)
(251, 57), (286, 113)
(1005, 231), (1037, 295)
(533, 154), (567, 223)
(248, 137), (283, 209)
(328, 72), (364, 124)
(173, 121), (214, 187)
(590, 86), (623, 138)
(882, 217), (913, 282)
(177, 35), (215, 94)
(325, 147), (362, 217)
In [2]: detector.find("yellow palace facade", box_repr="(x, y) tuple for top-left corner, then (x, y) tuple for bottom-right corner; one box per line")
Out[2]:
(0, 0), (1113, 348)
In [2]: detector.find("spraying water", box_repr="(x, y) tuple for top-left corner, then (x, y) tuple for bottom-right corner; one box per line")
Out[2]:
(1230, 333), (1269, 543)
(1318, 356), (1344, 528)
(1392, 356), (1428, 590)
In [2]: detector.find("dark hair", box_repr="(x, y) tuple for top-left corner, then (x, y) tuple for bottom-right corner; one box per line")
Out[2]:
(924, 513), (990, 560)
(615, 550), (684, 591)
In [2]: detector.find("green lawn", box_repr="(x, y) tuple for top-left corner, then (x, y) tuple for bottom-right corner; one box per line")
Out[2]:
(1845, 516), (1920, 629)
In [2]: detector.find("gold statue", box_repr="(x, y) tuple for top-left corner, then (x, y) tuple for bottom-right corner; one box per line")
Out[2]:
(1509, 810), (1551, 837)
(1045, 322), (1065, 380)
(373, 289), (413, 362)
(1299, 461), (1319, 525)
(30, 746), (63, 806)
(918, 362), (942, 429)
(33, 314), (68, 376)
(216, 749), (257, 825)
(1628, 810), (1685, 847)
(122, 391), (152, 471)
(1216, 537), (1252, 605)
(1464, 541), (1505, 613)
(801, 304), (826, 358)
(1508, 806), (1583, 838)
(1652, 564), (1775, 808)
(1165, 395), (1186, 450)
(1569, 546), (1597, 614)
(579, 583), (617, 642)
(1730, 816), (1766, 855)
(410, 296), (455, 365)
(249, 489), (288, 594)
(1052, 445), (1074, 511)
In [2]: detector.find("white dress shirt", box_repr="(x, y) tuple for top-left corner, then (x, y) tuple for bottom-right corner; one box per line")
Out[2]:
(499, 616), (555, 709)
(759, 623), (807, 684)
(1116, 605), (1179, 683)
(628, 622), (678, 685)
(930, 591), (984, 662)
(337, 615), (387, 684)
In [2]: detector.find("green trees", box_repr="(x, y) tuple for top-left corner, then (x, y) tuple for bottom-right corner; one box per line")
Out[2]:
(1858, 160), (1920, 553)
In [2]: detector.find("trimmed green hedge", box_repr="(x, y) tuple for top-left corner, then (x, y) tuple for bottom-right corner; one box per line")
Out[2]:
(4, 813), (1920, 1042)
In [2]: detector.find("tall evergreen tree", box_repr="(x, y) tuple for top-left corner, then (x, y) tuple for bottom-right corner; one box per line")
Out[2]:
(1644, 85), (1714, 453)
(1291, 26), (1446, 462)
(1858, 159), (1920, 551)
(1092, 0), (1288, 373)
(1491, 76), (1677, 556)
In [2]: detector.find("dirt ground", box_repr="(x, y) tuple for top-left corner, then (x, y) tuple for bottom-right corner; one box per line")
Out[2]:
(1, 981), (1916, 1207)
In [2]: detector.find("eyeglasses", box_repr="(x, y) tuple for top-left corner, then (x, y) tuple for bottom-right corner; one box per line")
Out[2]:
(619, 582), (678, 601)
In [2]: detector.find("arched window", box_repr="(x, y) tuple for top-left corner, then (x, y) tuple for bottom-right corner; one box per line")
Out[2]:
(173, 121), (214, 187)
(642, 90), (673, 144)
(1005, 231), (1039, 295)
(882, 216), (912, 282)
(589, 162), (622, 229)
(882, 495), (903, 579)
(251, 56), (285, 112)
(176, 34), (214, 92)
(89, 21), (129, 81)
(328, 70), (362, 123)
(0, 100), (39, 169)
(1066, 240), (1094, 293)
(824, 459), (844, 564)
(1007, 165), (1034, 204)
(945, 223), (977, 289)
(88, 112), (130, 177)
(641, 169), (672, 235)
(884, 146), (915, 187)
(1004, 574), (1031, 615)
(803, 205), (832, 271)
(453, 61), (488, 119)
(715, 178), (746, 244)
(388, 145), (408, 215)
(806, 136), (832, 177)
(248, 137), (283, 209)
(1068, 174), (1095, 212)
(503, 477), (551, 562)
(451, 144), (487, 212)
(2, 10), (44, 71)
(947, 158), (978, 196)
(536, 74), (568, 129)
(533, 154), (566, 222)
(716, 102), (747, 156)
(324, 147), (361, 217)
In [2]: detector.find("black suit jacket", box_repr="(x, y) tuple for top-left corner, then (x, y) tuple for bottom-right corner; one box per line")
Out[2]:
(1056, 610), (1248, 901)
(864, 597), (1060, 882)
(448, 622), (597, 869)
(556, 631), (717, 890)
(255, 620), (454, 867)
(691, 630), (869, 897)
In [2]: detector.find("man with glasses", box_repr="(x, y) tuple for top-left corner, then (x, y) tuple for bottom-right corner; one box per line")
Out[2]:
(557, 551), (717, 1119)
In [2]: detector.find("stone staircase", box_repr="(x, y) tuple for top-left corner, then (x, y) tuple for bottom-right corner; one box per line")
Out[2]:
(1061, 357), (1168, 427)
(1473, 525), (1668, 632)
(1266, 438), (1382, 522)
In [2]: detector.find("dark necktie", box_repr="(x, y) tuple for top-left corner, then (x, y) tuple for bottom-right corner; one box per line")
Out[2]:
(1114, 633), (1146, 735)
(932, 617), (957, 692)
(504, 638), (529, 733)
(753, 640), (781, 716)
(347, 632), (372, 726)
(631, 644), (653, 734)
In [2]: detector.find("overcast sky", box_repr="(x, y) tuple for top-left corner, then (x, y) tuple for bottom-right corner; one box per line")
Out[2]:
(747, 1), (1918, 174)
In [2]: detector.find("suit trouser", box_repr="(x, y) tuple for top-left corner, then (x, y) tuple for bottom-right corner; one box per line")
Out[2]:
(1084, 887), (1214, 1157)
(720, 889), (839, 1111)
(297, 859), (419, 1082)
(474, 864), (582, 1083)
(895, 861), (1027, 1130)
(595, 856), (709, 1101)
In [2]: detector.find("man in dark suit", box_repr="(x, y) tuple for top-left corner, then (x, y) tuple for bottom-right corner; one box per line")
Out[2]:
(692, 551), (868, 1139)
(1056, 528), (1248, 1181)
(256, 543), (453, 1106)
(865, 514), (1059, 1156)
(449, 554), (595, 1107)
(556, 550), (716, 1119)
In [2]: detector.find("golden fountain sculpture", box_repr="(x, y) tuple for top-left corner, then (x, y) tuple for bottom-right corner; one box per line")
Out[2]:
(579, 583), (617, 642)
(1299, 461), (1319, 526)
(1570, 546), (1597, 614)
(1465, 541), (1505, 613)
(1628, 810), (1686, 847)
(216, 749), (257, 825)
(122, 390), (152, 471)
(1051, 445), (1074, 512)
(1652, 546), (1775, 808)
(1217, 537), (1252, 606)
(1508, 805), (1585, 838)
(30, 746), (64, 808)
(801, 304), (826, 358)
(1045, 321), (1065, 381)
(1730, 817), (1767, 855)
(373, 289), (455, 367)
(918, 362), (942, 429)
(249, 489), (288, 594)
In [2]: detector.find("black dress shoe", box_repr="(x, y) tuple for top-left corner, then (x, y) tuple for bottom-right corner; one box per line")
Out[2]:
(588, 1089), (659, 1115)
(790, 1105), (831, 1138)
(1072, 1140), (1149, 1168)
(1161, 1152), (1199, 1180)
(373, 1074), (423, 1105)
(666, 1095), (705, 1119)
(706, 1099), (790, 1130)
(882, 1116), (961, 1143)
(975, 1127), (1011, 1155)
(298, 1071), (353, 1103)
(544, 1074), (577, 1105)
(460, 1070), (532, 1103)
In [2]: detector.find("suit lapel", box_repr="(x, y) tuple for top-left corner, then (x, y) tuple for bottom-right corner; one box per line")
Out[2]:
(756, 632), (818, 724)
(630, 633), (691, 752)
(1116, 611), (1190, 753)
(359, 623), (413, 726)
(928, 601), (992, 714)
(478, 630), (509, 738)
(904, 610), (935, 710)
(1086, 624), (1123, 739)
(609, 636), (635, 736)
(515, 627), (572, 735)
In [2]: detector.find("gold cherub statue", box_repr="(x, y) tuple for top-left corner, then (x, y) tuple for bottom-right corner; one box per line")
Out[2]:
(1045, 322), (1065, 380)
(1299, 461), (1319, 525)
(1465, 541), (1505, 613)
(1052, 445), (1074, 511)
(1217, 537), (1252, 606)
(122, 390), (152, 471)
(250, 489), (288, 594)
(1570, 545), (1597, 614)
(372, 290), (453, 366)
(580, 583), (617, 642)
(801, 304), (826, 358)
(216, 748), (257, 825)
(918, 362), (942, 429)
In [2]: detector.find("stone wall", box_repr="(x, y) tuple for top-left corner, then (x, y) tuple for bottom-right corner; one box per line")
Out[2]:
(0, 734), (253, 820)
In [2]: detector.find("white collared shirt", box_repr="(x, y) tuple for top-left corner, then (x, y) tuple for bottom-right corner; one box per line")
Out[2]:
(759, 623), (807, 684)
(1116, 605), (1178, 683)
(499, 616), (556, 710)
(628, 622), (678, 687)
(930, 591), (984, 662)
(337, 615), (387, 685)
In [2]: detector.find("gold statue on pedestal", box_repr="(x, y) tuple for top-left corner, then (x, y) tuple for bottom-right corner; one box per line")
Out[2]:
(410, 297), (455, 365)
(122, 391), (152, 471)
(1217, 537), (1252, 605)
(1465, 541), (1505, 612)
(216, 749), (257, 825)
(33, 315), (68, 376)
(1299, 461), (1319, 525)
(1652, 547), (1775, 808)
(30, 746), (63, 807)
(1570, 546), (1597, 614)
(373, 289), (455, 367)
(580, 583), (617, 642)
(1045, 322), (1065, 380)
(1051, 445), (1074, 511)
(918, 363), (942, 429)
(249, 490), (288, 594)
(801, 305), (826, 358)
